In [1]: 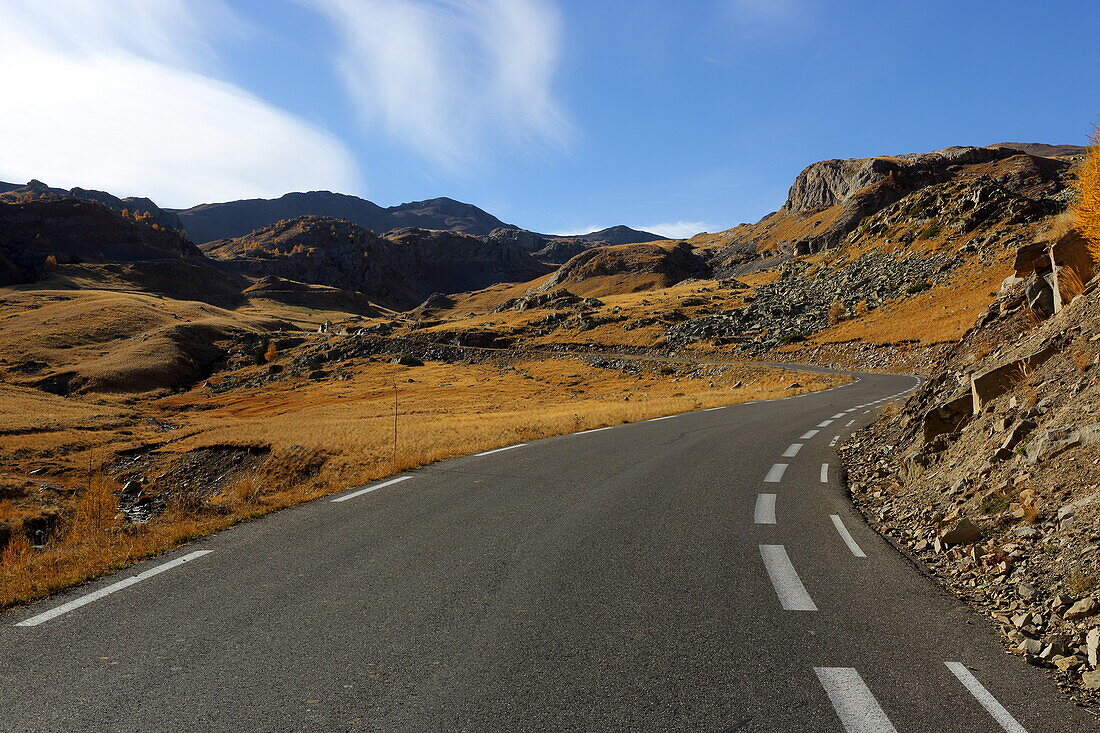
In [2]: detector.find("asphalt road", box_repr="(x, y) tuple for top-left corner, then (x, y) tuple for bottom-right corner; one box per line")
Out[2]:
(2, 371), (1095, 731)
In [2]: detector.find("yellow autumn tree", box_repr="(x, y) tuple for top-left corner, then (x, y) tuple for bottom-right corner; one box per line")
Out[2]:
(1072, 127), (1100, 262)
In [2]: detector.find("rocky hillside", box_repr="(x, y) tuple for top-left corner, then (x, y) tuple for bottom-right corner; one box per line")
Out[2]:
(659, 144), (1088, 358)
(695, 144), (1083, 262)
(174, 191), (517, 243)
(842, 230), (1100, 703)
(202, 216), (551, 310)
(0, 198), (200, 286)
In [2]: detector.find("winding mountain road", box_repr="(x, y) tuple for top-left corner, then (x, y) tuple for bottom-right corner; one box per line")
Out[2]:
(2, 370), (1094, 731)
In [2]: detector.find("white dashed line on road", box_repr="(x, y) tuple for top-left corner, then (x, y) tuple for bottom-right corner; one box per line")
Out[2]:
(829, 436), (840, 447)
(800, 429), (820, 440)
(945, 662), (1028, 733)
(332, 475), (412, 503)
(845, 419), (856, 427)
(782, 443), (803, 458)
(830, 515), (867, 558)
(16, 550), (214, 627)
(820, 463), (829, 483)
(814, 667), (898, 733)
(473, 443), (528, 456)
(763, 463), (788, 483)
(760, 545), (817, 611)
(754, 493), (777, 525)
(817, 420), (834, 428)
(831, 413), (845, 419)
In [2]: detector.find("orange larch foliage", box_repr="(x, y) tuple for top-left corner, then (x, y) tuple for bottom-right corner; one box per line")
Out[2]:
(1072, 128), (1100, 262)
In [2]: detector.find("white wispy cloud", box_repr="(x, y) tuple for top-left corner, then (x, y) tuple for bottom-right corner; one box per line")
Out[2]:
(306, 0), (570, 169)
(0, 0), (358, 207)
(643, 221), (714, 239)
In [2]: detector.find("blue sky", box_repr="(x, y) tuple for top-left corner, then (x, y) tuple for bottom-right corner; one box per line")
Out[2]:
(1, 0), (1098, 237)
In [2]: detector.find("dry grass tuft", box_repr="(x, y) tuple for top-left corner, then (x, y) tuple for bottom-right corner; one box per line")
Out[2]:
(1058, 265), (1087, 304)
(1010, 362), (1039, 407)
(1070, 336), (1094, 373)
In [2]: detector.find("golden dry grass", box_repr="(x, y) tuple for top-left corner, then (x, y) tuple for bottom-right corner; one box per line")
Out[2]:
(0, 350), (846, 609)
(812, 261), (1012, 345)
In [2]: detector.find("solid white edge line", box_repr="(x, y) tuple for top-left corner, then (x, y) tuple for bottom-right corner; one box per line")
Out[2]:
(474, 443), (528, 456)
(820, 463), (829, 483)
(579, 426), (614, 434)
(830, 515), (867, 558)
(814, 667), (898, 733)
(754, 493), (777, 525)
(331, 475), (412, 503)
(16, 550), (214, 627)
(759, 545), (817, 611)
(648, 415), (677, 422)
(800, 429), (820, 440)
(763, 463), (788, 483)
(782, 443), (803, 458)
(944, 662), (1028, 733)
(703, 406), (726, 412)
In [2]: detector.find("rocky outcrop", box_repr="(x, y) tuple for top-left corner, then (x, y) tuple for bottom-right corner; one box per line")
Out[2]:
(538, 241), (710, 294)
(492, 289), (603, 313)
(202, 217), (550, 310)
(0, 198), (200, 285)
(530, 239), (596, 265)
(175, 191), (517, 243)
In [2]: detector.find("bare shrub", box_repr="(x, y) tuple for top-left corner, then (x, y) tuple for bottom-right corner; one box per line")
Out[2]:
(827, 299), (847, 325)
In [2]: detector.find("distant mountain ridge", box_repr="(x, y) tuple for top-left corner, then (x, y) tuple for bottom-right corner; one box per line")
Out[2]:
(575, 225), (665, 245)
(201, 216), (551, 309)
(0, 179), (183, 232)
(172, 191), (519, 243)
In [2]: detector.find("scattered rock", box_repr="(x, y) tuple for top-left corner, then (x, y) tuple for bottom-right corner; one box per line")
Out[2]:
(1065, 597), (1099, 621)
(940, 518), (983, 545)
